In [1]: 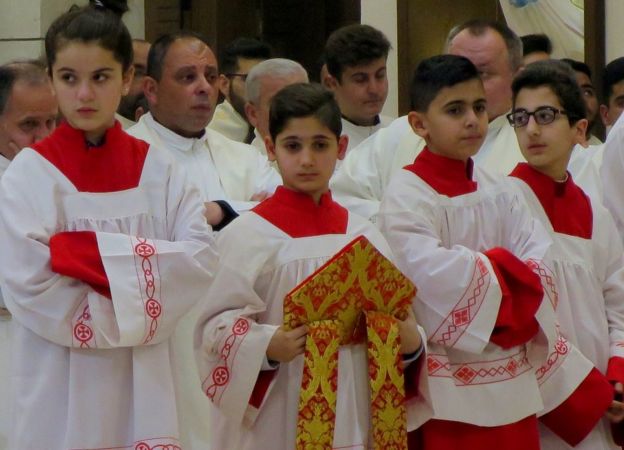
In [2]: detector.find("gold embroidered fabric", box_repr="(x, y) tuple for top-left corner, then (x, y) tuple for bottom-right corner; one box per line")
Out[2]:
(284, 236), (415, 449)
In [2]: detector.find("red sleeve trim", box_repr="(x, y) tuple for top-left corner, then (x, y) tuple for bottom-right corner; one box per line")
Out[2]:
(607, 356), (624, 384)
(484, 247), (542, 349)
(248, 369), (277, 408)
(49, 231), (111, 299)
(540, 367), (613, 446)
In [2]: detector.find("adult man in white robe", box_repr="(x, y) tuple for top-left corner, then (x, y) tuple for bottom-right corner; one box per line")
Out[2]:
(209, 37), (271, 143)
(323, 24), (393, 155)
(116, 39), (151, 128)
(127, 30), (279, 449)
(0, 59), (57, 450)
(600, 57), (624, 136)
(244, 58), (309, 155)
(332, 19), (526, 220)
(128, 31), (280, 231)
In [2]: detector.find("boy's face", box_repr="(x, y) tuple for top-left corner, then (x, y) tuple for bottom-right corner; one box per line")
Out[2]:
(326, 57), (388, 126)
(600, 79), (624, 127)
(408, 78), (487, 162)
(265, 116), (348, 203)
(513, 85), (586, 180)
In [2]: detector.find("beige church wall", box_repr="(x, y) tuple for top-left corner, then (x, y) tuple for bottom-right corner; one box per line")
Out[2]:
(606, 0), (624, 63)
(361, 0), (399, 118)
(0, 0), (144, 65)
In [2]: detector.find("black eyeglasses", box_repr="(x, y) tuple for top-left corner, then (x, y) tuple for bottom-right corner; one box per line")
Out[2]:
(506, 106), (568, 128)
(225, 73), (248, 81)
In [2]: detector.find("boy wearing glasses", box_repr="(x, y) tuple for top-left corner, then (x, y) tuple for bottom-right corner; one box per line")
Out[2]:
(378, 54), (613, 450)
(507, 59), (624, 450)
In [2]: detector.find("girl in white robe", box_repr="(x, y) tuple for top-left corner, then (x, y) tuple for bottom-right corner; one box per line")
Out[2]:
(0, 3), (218, 449)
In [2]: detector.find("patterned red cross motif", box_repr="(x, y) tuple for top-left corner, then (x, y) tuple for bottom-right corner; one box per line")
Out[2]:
(452, 308), (471, 326)
(135, 442), (182, 450)
(454, 365), (477, 384)
(146, 299), (161, 319)
(134, 237), (161, 344)
(135, 242), (155, 258)
(233, 318), (250, 335)
(212, 366), (230, 386)
(74, 323), (93, 342)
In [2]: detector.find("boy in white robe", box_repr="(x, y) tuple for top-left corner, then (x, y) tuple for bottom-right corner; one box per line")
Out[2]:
(378, 54), (613, 450)
(195, 83), (432, 450)
(506, 59), (624, 449)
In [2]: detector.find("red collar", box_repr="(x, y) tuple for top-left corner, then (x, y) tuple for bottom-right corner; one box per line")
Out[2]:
(510, 163), (592, 238)
(252, 186), (348, 238)
(33, 120), (149, 192)
(404, 147), (477, 197)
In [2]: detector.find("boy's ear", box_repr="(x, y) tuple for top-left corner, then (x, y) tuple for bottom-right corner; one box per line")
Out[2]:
(407, 111), (429, 140)
(572, 118), (589, 145)
(325, 74), (339, 91)
(265, 135), (277, 162)
(337, 135), (349, 160)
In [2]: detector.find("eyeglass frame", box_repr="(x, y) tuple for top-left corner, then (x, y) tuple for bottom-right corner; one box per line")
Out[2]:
(224, 73), (249, 81)
(506, 106), (569, 128)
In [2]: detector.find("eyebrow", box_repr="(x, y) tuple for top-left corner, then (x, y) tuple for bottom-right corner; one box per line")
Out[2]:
(56, 67), (115, 73)
(280, 134), (332, 140)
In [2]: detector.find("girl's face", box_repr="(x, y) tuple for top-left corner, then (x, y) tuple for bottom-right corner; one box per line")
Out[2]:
(51, 41), (132, 143)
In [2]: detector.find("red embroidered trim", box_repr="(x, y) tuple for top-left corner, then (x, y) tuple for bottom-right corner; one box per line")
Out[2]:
(526, 259), (558, 310)
(203, 317), (251, 402)
(72, 304), (95, 348)
(69, 436), (181, 450)
(134, 238), (162, 344)
(135, 443), (181, 450)
(431, 258), (490, 347)
(427, 349), (532, 386)
(535, 333), (570, 384)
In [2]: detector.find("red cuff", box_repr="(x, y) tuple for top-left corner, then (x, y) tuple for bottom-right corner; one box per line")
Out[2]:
(49, 231), (111, 299)
(484, 248), (542, 349)
(249, 370), (277, 408)
(540, 367), (613, 446)
(607, 357), (624, 384)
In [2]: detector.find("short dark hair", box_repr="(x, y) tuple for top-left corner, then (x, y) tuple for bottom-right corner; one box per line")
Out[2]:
(219, 37), (272, 75)
(447, 19), (523, 72)
(45, 0), (132, 74)
(324, 24), (391, 81)
(602, 57), (624, 103)
(410, 54), (480, 112)
(147, 31), (211, 81)
(0, 60), (48, 114)
(560, 58), (592, 79)
(511, 59), (586, 124)
(269, 83), (342, 141)
(521, 33), (552, 57)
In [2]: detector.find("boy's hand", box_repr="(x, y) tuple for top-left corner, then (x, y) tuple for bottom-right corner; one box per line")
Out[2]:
(266, 325), (308, 363)
(607, 382), (624, 423)
(204, 201), (225, 226)
(397, 308), (422, 355)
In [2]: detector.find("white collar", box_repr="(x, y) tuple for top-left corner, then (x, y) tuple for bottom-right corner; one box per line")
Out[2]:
(142, 112), (210, 153)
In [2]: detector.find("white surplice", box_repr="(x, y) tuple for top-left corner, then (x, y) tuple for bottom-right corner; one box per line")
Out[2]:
(128, 113), (280, 214)
(0, 153), (12, 450)
(507, 169), (624, 450)
(377, 162), (593, 431)
(194, 189), (432, 450)
(601, 111), (624, 242)
(0, 134), (217, 450)
(331, 114), (525, 221)
(207, 99), (250, 143)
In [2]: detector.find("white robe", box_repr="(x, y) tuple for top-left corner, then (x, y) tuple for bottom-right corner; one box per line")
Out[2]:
(194, 203), (432, 450)
(568, 143), (604, 203)
(331, 114), (525, 221)
(208, 99), (250, 143)
(378, 166), (592, 428)
(0, 153), (11, 450)
(601, 111), (624, 241)
(128, 113), (280, 213)
(0, 143), (217, 450)
(507, 175), (624, 450)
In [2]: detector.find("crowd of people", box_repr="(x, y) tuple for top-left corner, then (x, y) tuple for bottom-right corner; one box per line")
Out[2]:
(1, 0), (624, 449)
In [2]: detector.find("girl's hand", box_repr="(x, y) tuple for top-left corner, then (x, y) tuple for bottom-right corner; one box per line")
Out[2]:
(398, 307), (422, 355)
(266, 325), (308, 363)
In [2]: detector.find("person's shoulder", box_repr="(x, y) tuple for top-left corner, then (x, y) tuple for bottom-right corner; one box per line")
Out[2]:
(206, 128), (262, 156)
